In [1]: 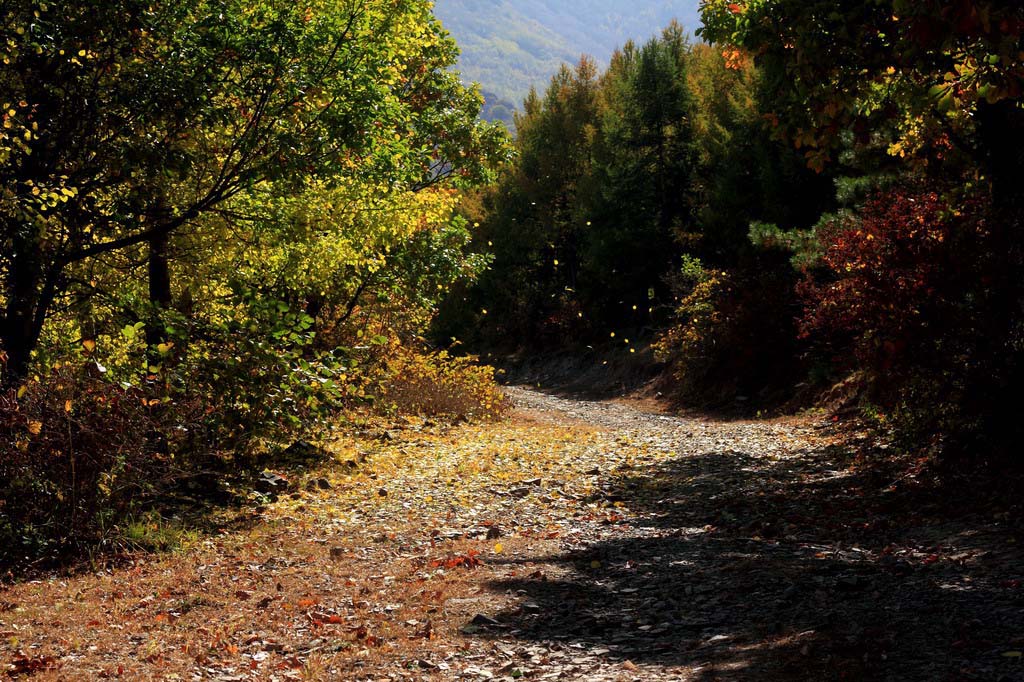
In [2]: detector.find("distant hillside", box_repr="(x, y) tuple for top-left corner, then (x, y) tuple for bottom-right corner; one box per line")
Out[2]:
(433, 0), (703, 126)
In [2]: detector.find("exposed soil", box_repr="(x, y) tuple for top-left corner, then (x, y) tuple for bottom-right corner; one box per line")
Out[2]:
(2, 388), (1022, 681)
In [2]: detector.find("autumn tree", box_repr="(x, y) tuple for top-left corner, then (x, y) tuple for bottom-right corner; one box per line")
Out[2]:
(700, 0), (1024, 456)
(0, 0), (505, 384)
(699, 0), (1024, 206)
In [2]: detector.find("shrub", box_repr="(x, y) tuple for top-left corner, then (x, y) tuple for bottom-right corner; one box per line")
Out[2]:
(798, 190), (969, 374)
(159, 298), (352, 458)
(799, 186), (1023, 460)
(0, 364), (196, 563)
(653, 257), (802, 407)
(377, 347), (509, 421)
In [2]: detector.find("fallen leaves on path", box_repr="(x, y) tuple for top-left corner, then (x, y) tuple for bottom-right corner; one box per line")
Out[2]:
(1, 388), (1022, 681)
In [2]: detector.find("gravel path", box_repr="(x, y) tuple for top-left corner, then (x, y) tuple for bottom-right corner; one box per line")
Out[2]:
(476, 388), (1024, 681)
(2, 388), (1022, 681)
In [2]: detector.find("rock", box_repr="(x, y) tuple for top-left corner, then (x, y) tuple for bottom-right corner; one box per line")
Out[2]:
(256, 471), (289, 494)
(470, 613), (501, 627)
(522, 602), (542, 614)
(282, 440), (329, 462)
(438, 529), (464, 540)
(836, 575), (868, 592)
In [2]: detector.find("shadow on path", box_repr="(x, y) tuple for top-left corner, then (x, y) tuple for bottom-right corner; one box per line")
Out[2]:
(480, 442), (1024, 680)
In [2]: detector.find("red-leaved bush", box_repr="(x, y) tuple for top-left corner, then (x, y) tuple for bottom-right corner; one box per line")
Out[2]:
(799, 190), (979, 373)
(799, 186), (1023, 459)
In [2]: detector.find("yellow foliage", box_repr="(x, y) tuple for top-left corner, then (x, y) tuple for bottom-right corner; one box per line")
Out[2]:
(377, 347), (509, 422)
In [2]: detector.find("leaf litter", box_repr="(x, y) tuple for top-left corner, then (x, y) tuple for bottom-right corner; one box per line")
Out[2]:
(1, 387), (1022, 680)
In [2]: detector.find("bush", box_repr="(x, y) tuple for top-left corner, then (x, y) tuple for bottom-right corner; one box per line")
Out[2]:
(377, 347), (509, 421)
(798, 190), (969, 375)
(799, 186), (1023, 460)
(157, 298), (352, 458)
(653, 257), (802, 407)
(0, 364), (197, 562)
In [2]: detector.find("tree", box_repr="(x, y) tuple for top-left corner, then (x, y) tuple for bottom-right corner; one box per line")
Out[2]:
(453, 59), (600, 345)
(699, 0), (1024, 208)
(700, 0), (1024, 456)
(0, 0), (506, 384)
(579, 26), (695, 328)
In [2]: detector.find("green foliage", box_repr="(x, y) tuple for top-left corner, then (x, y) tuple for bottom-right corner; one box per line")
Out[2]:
(442, 57), (601, 346)
(155, 296), (350, 455)
(441, 25), (829, 412)
(123, 512), (199, 554)
(0, 0), (512, 564)
(579, 27), (695, 325)
(1, 0), (509, 382)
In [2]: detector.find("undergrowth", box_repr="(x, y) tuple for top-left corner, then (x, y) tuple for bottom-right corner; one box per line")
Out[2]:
(377, 347), (510, 421)
(0, 347), (507, 571)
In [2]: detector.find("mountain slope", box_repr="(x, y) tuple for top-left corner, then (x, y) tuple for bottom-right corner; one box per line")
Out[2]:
(433, 0), (703, 125)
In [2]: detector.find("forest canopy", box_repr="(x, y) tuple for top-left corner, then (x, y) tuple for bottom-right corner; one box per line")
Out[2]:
(2, 0), (1022, 570)
(0, 0), (510, 560)
(439, 2), (1024, 464)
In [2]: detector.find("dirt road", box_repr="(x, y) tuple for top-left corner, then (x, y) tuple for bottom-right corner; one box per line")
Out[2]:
(2, 388), (1022, 680)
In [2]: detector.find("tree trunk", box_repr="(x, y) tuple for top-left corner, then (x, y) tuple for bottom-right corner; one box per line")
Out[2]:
(1, 237), (48, 387)
(977, 99), (1024, 214)
(971, 99), (1024, 457)
(145, 231), (173, 356)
